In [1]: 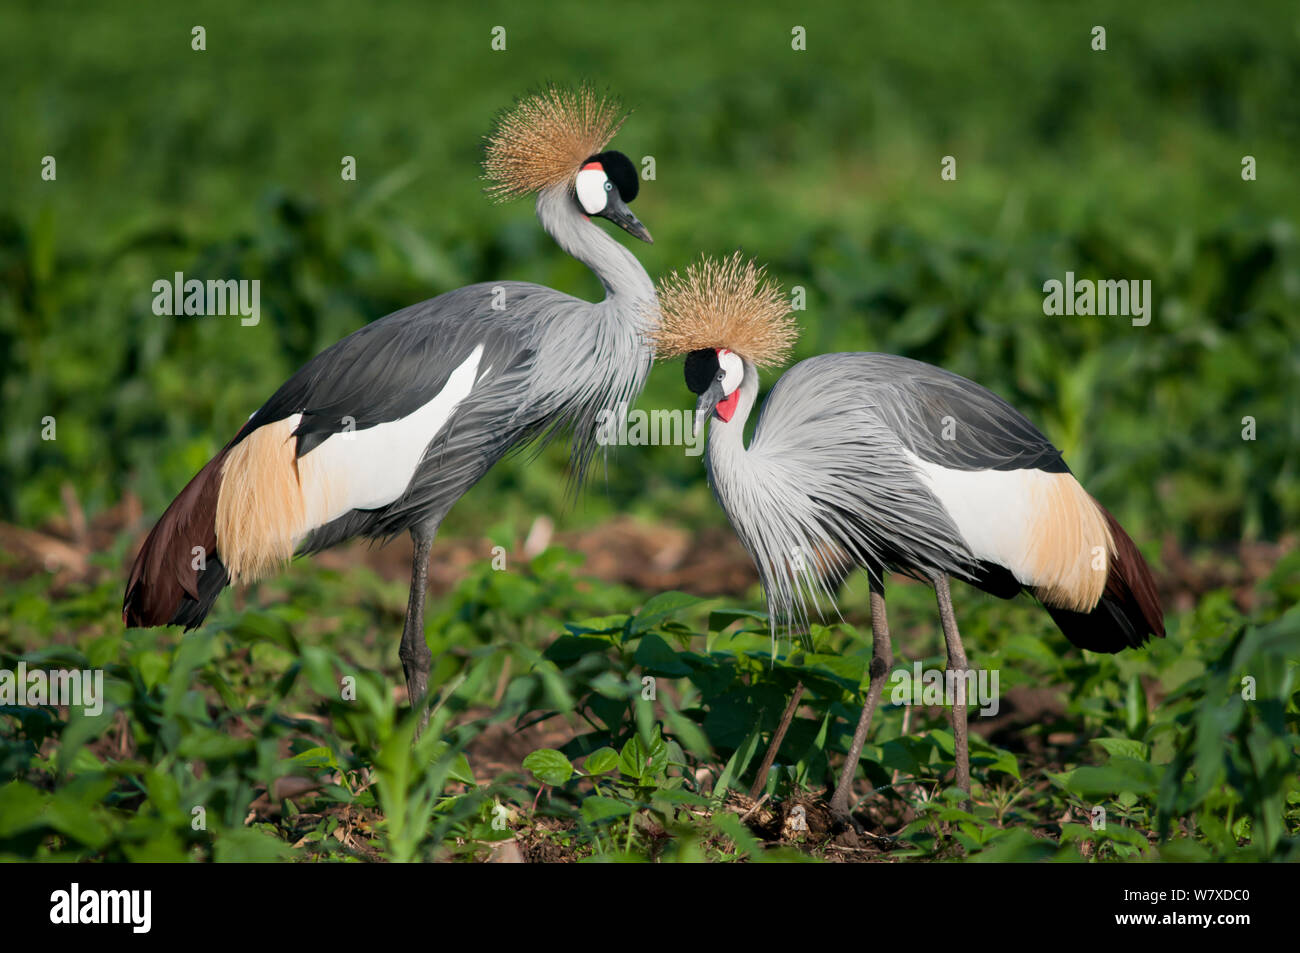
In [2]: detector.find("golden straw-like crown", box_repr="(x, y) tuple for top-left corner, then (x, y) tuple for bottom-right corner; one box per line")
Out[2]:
(651, 253), (799, 367)
(482, 83), (628, 202)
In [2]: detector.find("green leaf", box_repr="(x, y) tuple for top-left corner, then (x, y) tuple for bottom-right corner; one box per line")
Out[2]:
(46, 779), (115, 848)
(1056, 756), (1160, 799)
(982, 746), (1022, 781)
(176, 729), (255, 761)
(122, 831), (189, 862)
(213, 825), (295, 863)
(448, 753), (477, 787)
(291, 746), (340, 771)
(968, 828), (1060, 862)
(523, 748), (573, 787)
(714, 725), (762, 802)
(1124, 674), (1148, 736)
(0, 781), (46, 838)
(661, 694), (711, 758)
(790, 651), (867, 684)
(561, 616), (629, 637)
(633, 633), (692, 677)
(429, 742), (477, 786)
(581, 795), (633, 824)
(1092, 737), (1150, 761)
(794, 711), (832, 787)
(708, 608), (767, 633)
(134, 650), (169, 692)
(543, 635), (615, 663)
(619, 731), (668, 783)
(630, 592), (703, 634)
(1159, 838), (1212, 862)
(584, 747), (619, 775)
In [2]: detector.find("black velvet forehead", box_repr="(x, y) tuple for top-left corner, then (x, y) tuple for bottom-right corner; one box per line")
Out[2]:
(684, 349), (718, 394)
(584, 150), (639, 202)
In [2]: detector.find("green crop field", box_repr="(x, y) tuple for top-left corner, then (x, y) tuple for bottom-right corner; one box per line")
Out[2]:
(0, 1), (1297, 865)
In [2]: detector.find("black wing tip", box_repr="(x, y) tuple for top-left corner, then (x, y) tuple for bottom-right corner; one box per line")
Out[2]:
(1045, 595), (1162, 654)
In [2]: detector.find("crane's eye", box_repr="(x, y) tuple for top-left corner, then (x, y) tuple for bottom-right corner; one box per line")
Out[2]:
(605, 181), (612, 192)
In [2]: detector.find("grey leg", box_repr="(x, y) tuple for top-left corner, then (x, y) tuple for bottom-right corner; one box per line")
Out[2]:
(398, 528), (434, 736)
(933, 574), (971, 803)
(829, 574), (893, 823)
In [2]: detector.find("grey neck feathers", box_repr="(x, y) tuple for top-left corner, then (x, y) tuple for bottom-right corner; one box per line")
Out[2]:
(703, 362), (815, 636)
(535, 185), (656, 315)
(703, 360), (976, 636)
(530, 185), (657, 490)
(704, 362), (839, 636)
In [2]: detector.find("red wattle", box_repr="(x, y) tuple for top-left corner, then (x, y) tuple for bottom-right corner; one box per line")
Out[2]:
(716, 390), (740, 423)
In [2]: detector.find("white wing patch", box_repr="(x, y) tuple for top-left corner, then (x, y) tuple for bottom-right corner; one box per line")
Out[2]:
(296, 344), (485, 534)
(904, 449), (1114, 610)
(905, 451), (1038, 580)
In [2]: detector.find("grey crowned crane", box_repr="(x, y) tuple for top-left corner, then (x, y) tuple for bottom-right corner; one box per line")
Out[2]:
(652, 254), (1164, 822)
(124, 85), (657, 722)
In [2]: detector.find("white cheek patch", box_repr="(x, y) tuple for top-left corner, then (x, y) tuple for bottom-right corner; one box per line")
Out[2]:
(718, 349), (744, 396)
(575, 167), (609, 215)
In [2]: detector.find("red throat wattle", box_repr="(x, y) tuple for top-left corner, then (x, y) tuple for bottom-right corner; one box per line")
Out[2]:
(715, 390), (740, 423)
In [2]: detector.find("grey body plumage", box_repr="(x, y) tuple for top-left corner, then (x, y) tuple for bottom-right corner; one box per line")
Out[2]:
(296, 185), (655, 552)
(697, 349), (1162, 817)
(704, 352), (1055, 632)
(658, 253), (1163, 817)
(124, 91), (659, 729)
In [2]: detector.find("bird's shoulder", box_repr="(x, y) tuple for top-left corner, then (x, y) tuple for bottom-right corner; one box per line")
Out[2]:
(242, 282), (575, 450)
(759, 352), (1067, 473)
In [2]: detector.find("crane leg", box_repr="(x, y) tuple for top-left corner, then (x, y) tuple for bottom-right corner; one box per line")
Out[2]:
(934, 574), (971, 804)
(829, 575), (893, 825)
(398, 528), (435, 736)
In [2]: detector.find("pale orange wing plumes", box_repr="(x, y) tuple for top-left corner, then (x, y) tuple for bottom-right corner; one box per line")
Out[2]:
(483, 83), (628, 202)
(651, 252), (799, 367)
(215, 418), (305, 582)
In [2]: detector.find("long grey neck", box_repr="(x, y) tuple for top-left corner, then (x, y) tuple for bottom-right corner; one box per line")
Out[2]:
(705, 361), (761, 483)
(530, 184), (657, 487)
(535, 185), (656, 315)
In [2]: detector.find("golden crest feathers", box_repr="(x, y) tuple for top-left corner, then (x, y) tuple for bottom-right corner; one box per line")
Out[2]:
(651, 253), (799, 367)
(483, 83), (628, 201)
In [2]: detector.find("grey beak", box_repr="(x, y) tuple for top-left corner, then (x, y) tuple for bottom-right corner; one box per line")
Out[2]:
(601, 193), (653, 244)
(694, 380), (725, 437)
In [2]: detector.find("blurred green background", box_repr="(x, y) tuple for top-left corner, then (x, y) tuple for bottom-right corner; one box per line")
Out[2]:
(2, 0), (1298, 545)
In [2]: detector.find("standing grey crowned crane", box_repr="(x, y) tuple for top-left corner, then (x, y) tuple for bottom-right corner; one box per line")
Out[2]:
(652, 254), (1163, 822)
(123, 85), (658, 723)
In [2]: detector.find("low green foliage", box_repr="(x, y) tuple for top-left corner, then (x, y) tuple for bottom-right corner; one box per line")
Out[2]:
(2, 547), (1295, 861)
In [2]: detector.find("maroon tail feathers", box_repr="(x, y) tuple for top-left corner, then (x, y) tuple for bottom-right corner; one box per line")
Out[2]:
(123, 447), (233, 630)
(1045, 500), (1165, 654)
